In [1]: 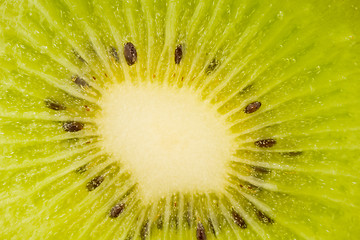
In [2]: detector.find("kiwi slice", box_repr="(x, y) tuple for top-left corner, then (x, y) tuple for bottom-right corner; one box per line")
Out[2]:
(0, 0), (359, 239)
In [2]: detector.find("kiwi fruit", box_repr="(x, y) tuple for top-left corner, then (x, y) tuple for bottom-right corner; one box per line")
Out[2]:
(0, 0), (359, 239)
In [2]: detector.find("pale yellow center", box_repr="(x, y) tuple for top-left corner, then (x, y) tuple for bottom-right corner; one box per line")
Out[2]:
(98, 82), (235, 201)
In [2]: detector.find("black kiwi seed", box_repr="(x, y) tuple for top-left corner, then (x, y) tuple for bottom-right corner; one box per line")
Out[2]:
(196, 222), (207, 240)
(72, 49), (87, 63)
(239, 84), (253, 94)
(124, 42), (137, 66)
(256, 210), (274, 224)
(75, 164), (87, 174)
(86, 175), (104, 191)
(174, 44), (183, 64)
(252, 166), (271, 175)
(62, 121), (84, 132)
(140, 220), (149, 240)
(254, 139), (277, 148)
(240, 183), (262, 193)
(110, 203), (125, 218)
(125, 232), (134, 240)
(231, 209), (247, 229)
(109, 46), (119, 62)
(244, 101), (261, 114)
(44, 98), (66, 111)
(205, 58), (219, 74)
(208, 218), (216, 236)
(72, 75), (90, 89)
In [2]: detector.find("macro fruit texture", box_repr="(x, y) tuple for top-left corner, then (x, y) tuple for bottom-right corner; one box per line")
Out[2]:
(0, 0), (359, 239)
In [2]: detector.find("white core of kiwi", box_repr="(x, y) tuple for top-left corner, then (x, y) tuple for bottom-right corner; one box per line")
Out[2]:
(98, 82), (236, 201)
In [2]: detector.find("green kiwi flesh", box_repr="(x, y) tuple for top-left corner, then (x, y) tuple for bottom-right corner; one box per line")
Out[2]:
(0, 0), (360, 239)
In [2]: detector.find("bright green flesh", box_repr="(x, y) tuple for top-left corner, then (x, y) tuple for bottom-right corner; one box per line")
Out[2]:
(0, 0), (360, 239)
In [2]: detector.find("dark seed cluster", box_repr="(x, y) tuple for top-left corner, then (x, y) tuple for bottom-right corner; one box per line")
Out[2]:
(44, 98), (66, 111)
(58, 42), (281, 239)
(125, 232), (134, 240)
(174, 44), (183, 64)
(231, 209), (247, 229)
(208, 218), (216, 236)
(124, 42), (137, 66)
(240, 182), (262, 193)
(205, 58), (219, 74)
(110, 46), (120, 62)
(252, 166), (271, 174)
(196, 222), (207, 240)
(239, 84), (253, 94)
(244, 101), (261, 114)
(72, 49), (87, 63)
(75, 164), (87, 174)
(62, 121), (84, 132)
(86, 175), (104, 191)
(251, 166), (271, 180)
(140, 221), (149, 240)
(110, 203), (125, 218)
(256, 210), (274, 224)
(185, 209), (192, 227)
(255, 139), (277, 148)
(72, 75), (90, 89)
